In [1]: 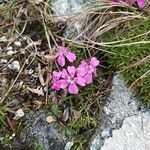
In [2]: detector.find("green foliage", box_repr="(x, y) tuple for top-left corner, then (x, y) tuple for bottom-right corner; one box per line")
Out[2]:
(99, 17), (150, 105)
(0, 103), (10, 131)
(65, 128), (77, 136)
(0, 107), (7, 126)
(20, 84), (29, 95)
(51, 104), (61, 117)
(0, 135), (13, 149)
(35, 144), (47, 150)
(0, 104), (15, 148)
(68, 117), (97, 135)
(72, 139), (86, 150)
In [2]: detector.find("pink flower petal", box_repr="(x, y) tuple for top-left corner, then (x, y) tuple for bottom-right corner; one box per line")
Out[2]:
(75, 77), (86, 87)
(52, 71), (61, 79)
(79, 60), (88, 67)
(56, 46), (66, 57)
(136, 0), (145, 8)
(63, 47), (68, 53)
(51, 71), (62, 85)
(67, 66), (76, 77)
(55, 51), (60, 57)
(84, 74), (93, 84)
(125, 0), (132, 5)
(58, 46), (67, 53)
(61, 69), (68, 79)
(57, 55), (65, 67)
(51, 83), (56, 89)
(76, 67), (87, 77)
(68, 83), (79, 94)
(66, 51), (76, 62)
(90, 57), (99, 67)
(60, 80), (68, 89)
(52, 82), (61, 91)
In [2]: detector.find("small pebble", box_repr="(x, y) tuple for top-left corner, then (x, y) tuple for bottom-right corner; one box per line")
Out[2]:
(0, 36), (7, 42)
(0, 137), (4, 141)
(6, 46), (13, 51)
(14, 41), (21, 47)
(8, 134), (15, 140)
(63, 107), (69, 122)
(7, 50), (16, 55)
(13, 108), (25, 120)
(46, 116), (55, 123)
(1, 78), (7, 85)
(20, 49), (26, 54)
(28, 69), (34, 75)
(22, 37), (27, 40)
(65, 142), (74, 150)
(0, 59), (7, 63)
(8, 60), (20, 71)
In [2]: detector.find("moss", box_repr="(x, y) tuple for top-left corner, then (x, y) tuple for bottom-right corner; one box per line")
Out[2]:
(99, 17), (150, 105)
(68, 117), (97, 135)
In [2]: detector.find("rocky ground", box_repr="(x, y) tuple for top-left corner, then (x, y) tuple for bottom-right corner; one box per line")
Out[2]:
(0, 0), (150, 150)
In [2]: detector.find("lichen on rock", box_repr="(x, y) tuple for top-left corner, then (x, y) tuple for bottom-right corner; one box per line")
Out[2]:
(12, 111), (65, 150)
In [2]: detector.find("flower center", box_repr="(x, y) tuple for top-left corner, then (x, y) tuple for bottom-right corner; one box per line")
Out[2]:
(67, 77), (74, 84)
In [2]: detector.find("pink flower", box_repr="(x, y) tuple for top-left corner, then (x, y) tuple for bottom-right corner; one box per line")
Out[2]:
(110, 0), (146, 8)
(136, 0), (145, 8)
(77, 57), (99, 84)
(51, 71), (62, 91)
(55, 45), (76, 67)
(59, 66), (86, 94)
(125, 0), (145, 8)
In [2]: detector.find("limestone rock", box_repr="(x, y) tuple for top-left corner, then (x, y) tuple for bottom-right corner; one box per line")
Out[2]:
(51, 0), (93, 38)
(90, 74), (149, 150)
(101, 112), (150, 150)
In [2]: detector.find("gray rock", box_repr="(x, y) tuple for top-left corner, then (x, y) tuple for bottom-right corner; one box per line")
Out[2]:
(12, 111), (65, 150)
(51, 0), (93, 38)
(89, 74), (149, 150)
(101, 112), (150, 150)
(51, 0), (88, 20)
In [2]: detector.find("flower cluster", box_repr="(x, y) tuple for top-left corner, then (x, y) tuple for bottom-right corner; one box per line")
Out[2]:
(51, 45), (99, 94)
(111, 0), (146, 8)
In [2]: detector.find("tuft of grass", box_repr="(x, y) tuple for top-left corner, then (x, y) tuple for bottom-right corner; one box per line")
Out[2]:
(68, 117), (97, 135)
(72, 138), (86, 150)
(99, 17), (150, 105)
(0, 105), (13, 148)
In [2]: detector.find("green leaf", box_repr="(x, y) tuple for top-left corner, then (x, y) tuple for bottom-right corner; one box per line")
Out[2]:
(65, 128), (77, 136)
(91, 118), (97, 128)
(35, 144), (46, 150)
(51, 105), (60, 117)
